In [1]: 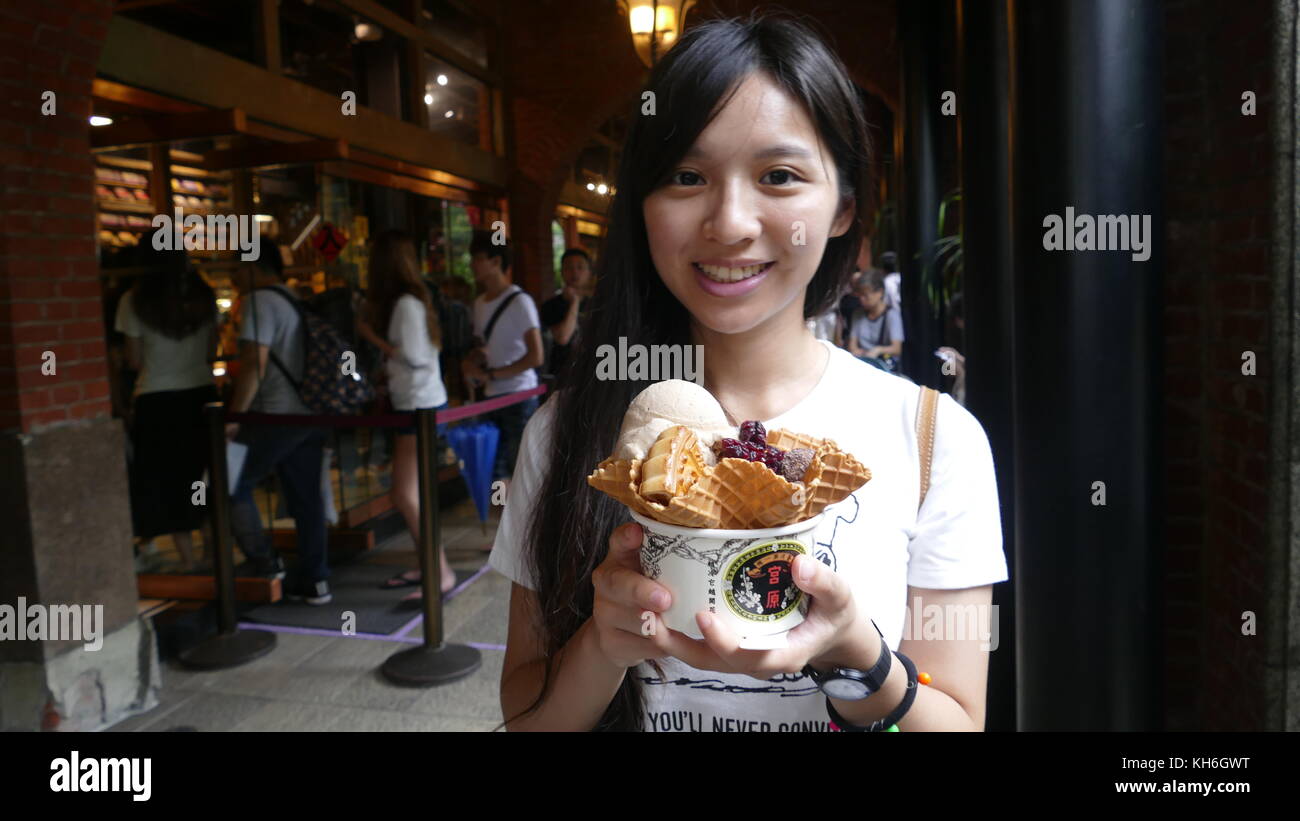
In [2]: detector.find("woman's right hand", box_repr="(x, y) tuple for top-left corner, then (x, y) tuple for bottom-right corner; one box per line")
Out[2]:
(590, 522), (676, 668)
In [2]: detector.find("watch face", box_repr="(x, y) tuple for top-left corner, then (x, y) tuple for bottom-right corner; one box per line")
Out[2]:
(824, 677), (871, 701)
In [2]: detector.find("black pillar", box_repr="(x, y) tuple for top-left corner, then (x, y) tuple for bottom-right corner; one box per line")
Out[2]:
(957, 0), (1017, 733)
(897, 0), (945, 387)
(1011, 0), (1164, 730)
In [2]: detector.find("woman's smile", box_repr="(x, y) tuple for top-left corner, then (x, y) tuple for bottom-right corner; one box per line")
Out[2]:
(692, 260), (775, 297)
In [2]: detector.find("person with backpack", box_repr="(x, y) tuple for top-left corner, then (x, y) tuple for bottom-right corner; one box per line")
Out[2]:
(224, 244), (334, 605)
(356, 231), (458, 597)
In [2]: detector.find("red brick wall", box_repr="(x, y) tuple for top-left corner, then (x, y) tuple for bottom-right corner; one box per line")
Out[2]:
(0, 0), (114, 434)
(1162, 0), (1273, 730)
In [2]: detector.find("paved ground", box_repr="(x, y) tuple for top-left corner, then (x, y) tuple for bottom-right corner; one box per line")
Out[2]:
(113, 497), (512, 732)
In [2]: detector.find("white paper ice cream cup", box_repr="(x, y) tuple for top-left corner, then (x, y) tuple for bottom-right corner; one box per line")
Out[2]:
(628, 510), (825, 650)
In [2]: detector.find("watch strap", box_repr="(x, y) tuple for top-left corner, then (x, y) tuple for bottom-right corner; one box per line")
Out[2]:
(802, 620), (890, 697)
(826, 649), (920, 732)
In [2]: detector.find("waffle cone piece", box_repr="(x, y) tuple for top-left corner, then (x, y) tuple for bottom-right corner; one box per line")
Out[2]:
(588, 426), (871, 529)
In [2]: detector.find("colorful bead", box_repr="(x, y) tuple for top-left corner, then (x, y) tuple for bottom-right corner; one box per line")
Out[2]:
(918, 672), (932, 685)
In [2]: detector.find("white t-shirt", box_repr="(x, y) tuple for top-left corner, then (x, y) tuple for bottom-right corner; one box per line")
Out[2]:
(472, 284), (539, 397)
(884, 272), (901, 311)
(489, 339), (1008, 732)
(114, 290), (214, 395)
(385, 294), (448, 410)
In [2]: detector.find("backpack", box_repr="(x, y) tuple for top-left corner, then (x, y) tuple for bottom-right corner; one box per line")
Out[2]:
(256, 287), (375, 415)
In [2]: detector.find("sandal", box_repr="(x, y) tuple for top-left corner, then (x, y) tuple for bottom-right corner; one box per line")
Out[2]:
(380, 569), (422, 589)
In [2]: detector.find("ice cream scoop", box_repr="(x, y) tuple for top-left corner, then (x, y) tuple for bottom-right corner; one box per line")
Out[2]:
(614, 379), (734, 461)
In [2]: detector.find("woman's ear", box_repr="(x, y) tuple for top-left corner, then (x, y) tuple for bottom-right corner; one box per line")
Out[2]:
(829, 195), (856, 238)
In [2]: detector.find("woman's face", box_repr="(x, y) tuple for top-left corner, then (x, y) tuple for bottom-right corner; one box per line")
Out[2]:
(643, 72), (854, 337)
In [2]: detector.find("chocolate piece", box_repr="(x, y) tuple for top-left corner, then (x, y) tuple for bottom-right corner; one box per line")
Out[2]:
(780, 448), (814, 483)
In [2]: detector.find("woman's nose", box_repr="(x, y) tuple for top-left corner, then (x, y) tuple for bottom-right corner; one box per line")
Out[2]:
(702, 182), (762, 245)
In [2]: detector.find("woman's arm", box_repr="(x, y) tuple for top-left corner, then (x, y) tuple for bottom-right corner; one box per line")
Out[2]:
(826, 584), (993, 731)
(356, 313), (397, 358)
(500, 582), (628, 731)
(555, 291), (583, 346)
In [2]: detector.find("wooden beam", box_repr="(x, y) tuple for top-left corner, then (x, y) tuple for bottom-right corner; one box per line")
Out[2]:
(346, 147), (489, 193)
(270, 527), (375, 553)
(93, 78), (202, 114)
(202, 138), (349, 170)
(136, 574), (282, 604)
(322, 160), (481, 205)
(90, 107), (247, 149)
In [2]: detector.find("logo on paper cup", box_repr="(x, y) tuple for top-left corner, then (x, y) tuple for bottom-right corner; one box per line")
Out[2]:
(723, 542), (806, 622)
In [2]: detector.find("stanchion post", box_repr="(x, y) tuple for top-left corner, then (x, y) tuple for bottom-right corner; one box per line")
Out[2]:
(206, 401), (237, 635)
(379, 405), (480, 687)
(415, 406), (443, 648)
(178, 403), (276, 670)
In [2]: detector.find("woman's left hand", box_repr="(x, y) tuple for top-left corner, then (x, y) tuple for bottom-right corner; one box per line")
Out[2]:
(660, 554), (877, 680)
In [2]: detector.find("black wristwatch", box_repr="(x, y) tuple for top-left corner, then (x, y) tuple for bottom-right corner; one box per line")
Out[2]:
(801, 620), (890, 701)
(825, 649), (919, 732)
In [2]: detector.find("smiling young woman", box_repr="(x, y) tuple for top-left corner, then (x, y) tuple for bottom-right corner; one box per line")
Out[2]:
(490, 13), (1008, 732)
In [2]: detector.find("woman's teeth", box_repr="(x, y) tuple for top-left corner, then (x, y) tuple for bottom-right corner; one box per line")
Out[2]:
(695, 262), (770, 282)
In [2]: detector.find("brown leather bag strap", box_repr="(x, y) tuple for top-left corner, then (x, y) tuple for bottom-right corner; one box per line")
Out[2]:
(916, 385), (940, 512)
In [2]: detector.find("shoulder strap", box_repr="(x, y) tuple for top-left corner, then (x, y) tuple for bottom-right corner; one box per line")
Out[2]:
(250, 286), (305, 392)
(915, 385), (940, 511)
(484, 288), (522, 345)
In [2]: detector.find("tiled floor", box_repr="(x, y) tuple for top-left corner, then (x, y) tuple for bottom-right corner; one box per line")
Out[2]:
(113, 498), (511, 732)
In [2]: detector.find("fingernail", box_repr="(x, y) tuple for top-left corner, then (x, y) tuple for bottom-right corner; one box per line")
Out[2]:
(651, 591), (670, 610)
(796, 557), (813, 584)
(697, 612), (713, 630)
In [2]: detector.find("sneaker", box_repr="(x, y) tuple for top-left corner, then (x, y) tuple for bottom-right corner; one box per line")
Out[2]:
(285, 579), (332, 606)
(237, 555), (287, 580)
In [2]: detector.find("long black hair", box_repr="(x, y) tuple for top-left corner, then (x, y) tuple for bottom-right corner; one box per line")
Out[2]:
(514, 12), (873, 731)
(130, 244), (215, 340)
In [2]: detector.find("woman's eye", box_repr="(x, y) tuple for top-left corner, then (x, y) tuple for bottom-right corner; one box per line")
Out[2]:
(671, 170), (703, 186)
(762, 169), (799, 185)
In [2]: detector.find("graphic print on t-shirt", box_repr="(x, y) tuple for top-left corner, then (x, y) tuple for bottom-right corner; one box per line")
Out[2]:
(812, 495), (860, 573)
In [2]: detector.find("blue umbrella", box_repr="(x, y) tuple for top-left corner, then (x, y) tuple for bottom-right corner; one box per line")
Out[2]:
(446, 422), (499, 528)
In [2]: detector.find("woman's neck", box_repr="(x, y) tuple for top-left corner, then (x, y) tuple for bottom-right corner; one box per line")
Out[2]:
(693, 307), (829, 424)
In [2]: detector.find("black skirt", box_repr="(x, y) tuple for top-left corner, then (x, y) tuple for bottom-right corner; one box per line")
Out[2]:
(128, 384), (218, 540)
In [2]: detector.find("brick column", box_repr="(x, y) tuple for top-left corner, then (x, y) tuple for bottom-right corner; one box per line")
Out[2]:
(0, 0), (158, 731)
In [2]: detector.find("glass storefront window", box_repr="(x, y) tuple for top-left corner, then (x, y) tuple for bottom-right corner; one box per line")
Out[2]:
(441, 200), (474, 284)
(552, 219), (566, 289)
(422, 54), (488, 148)
(420, 0), (489, 69)
(280, 0), (406, 115)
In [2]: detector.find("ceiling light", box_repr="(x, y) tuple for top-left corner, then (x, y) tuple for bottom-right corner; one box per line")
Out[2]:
(354, 22), (382, 41)
(596, 184), (608, 195)
(444, 110), (454, 118)
(586, 182), (595, 191)
(424, 93), (434, 104)
(89, 116), (112, 127)
(436, 74), (448, 86)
